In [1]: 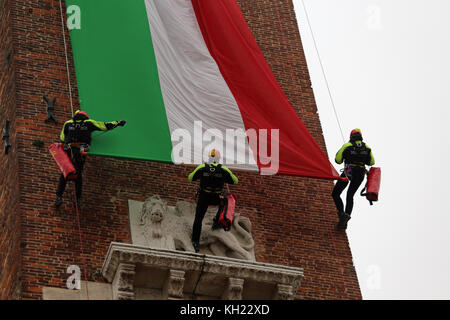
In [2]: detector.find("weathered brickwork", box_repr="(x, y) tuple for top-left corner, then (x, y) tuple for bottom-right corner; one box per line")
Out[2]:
(0, 0), (21, 300)
(2, 0), (361, 299)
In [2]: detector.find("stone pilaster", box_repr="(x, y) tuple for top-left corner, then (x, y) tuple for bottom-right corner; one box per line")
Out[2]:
(112, 263), (136, 300)
(163, 269), (185, 299)
(222, 277), (244, 300)
(273, 284), (294, 300)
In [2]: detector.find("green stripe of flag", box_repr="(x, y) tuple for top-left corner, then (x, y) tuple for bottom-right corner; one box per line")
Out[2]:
(66, 0), (173, 162)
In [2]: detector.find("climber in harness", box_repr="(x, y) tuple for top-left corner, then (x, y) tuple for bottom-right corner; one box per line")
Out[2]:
(188, 149), (238, 253)
(332, 128), (375, 230)
(54, 110), (126, 208)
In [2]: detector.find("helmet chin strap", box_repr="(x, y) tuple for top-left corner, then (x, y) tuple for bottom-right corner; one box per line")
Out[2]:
(350, 134), (363, 142)
(208, 156), (219, 164)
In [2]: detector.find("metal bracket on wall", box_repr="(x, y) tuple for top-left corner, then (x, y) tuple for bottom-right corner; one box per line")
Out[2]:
(2, 120), (11, 155)
(44, 95), (58, 124)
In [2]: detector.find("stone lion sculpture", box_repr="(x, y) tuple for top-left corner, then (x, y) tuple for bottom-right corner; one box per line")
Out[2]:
(131, 195), (255, 261)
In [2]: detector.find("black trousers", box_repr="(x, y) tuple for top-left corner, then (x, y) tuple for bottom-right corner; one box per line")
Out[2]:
(331, 166), (366, 215)
(56, 148), (85, 200)
(192, 191), (222, 243)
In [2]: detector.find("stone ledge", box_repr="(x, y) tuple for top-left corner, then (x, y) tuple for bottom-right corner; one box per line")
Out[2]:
(43, 281), (112, 300)
(102, 242), (303, 300)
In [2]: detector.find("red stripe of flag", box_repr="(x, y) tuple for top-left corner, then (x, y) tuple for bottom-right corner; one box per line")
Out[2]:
(191, 0), (339, 180)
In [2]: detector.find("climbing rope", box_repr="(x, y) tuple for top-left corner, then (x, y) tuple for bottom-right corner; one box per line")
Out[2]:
(295, 0), (351, 185)
(299, 0), (345, 144)
(301, 1), (350, 298)
(54, 2), (89, 299)
(299, 0), (350, 298)
(273, 0), (350, 299)
(58, 0), (74, 116)
(273, 0), (345, 144)
(73, 183), (89, 300)
(51, 0), (70, 118)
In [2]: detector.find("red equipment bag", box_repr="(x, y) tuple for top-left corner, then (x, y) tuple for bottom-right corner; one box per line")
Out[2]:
(49, 143), (77, 180)
(361, 167), (381, 205)
(217, 193), (236, 231)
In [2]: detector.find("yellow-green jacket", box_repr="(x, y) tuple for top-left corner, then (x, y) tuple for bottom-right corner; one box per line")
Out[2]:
(189, 163), (238, 193)
(60, 119), (120, 145)
(335, 140), (375, 166)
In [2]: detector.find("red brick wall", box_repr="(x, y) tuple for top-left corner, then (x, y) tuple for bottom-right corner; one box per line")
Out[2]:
(0, 0), (22, 300)
(7, 0), (361, 299)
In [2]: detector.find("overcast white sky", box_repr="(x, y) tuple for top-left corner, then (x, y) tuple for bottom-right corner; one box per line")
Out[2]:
(293, 0), (450, 299)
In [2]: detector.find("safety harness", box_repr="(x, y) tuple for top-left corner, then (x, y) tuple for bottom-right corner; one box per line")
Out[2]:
(66, 119), (91, 145)
(200, 163), (225, 194)
(342, 141), (370, 180)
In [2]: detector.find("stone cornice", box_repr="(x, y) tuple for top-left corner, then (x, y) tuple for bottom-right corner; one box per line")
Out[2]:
(102, 242), (303, 297)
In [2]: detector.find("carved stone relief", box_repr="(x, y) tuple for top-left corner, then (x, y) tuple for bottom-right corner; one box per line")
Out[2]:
(128, 195), (255, 261)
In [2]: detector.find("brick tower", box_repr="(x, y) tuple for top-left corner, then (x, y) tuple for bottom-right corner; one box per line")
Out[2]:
(0, 0), (361, 300)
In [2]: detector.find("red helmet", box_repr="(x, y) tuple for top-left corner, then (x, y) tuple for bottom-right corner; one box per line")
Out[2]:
(74, 109), (89, 119)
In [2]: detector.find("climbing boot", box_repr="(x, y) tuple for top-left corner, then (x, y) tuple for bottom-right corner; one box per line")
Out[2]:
(211, 218), (221, 230)
(54, 196), (63, 208)
(338, 213), (351, 230)
(192, 240), (200, 253)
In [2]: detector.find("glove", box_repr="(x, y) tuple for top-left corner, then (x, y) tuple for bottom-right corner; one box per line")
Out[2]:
(118, 120), (126, 127)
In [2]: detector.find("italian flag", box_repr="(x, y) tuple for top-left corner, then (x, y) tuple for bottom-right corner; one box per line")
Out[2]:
(66, 0), (339, 180)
